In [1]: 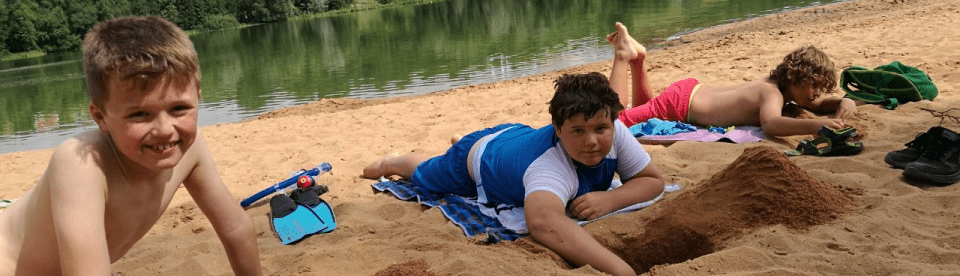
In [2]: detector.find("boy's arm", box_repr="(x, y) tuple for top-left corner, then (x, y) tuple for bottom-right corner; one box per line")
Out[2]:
(803, 95), (857, 119)
(808, 96), (857, 119)
(182, 133), (263, 276)
(567, 162), (665, 221)
(759, 89), (844, 136)
(525, 192), (636, 276)
(48, 141), (113, 275)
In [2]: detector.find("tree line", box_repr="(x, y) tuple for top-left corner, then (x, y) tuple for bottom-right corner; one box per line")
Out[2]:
(0, 0), (360, 59)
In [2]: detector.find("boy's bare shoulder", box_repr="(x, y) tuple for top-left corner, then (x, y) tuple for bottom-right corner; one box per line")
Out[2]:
(747, 78), (784, 100)
(52, 131), (106, 160)
(48, 130), (112, 177)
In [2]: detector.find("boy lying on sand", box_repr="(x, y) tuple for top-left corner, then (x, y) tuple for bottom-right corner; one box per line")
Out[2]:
(363, 72), (665, 276)
(608, 22), (857, 137)
(0, 16), (262, 275)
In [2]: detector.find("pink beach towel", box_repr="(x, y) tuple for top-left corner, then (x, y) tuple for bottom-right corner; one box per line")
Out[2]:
(637, 126), (766, 145)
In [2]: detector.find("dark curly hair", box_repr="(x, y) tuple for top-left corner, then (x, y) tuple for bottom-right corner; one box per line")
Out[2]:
(549, 72), (624, 128)
(769, 45), (837, 96)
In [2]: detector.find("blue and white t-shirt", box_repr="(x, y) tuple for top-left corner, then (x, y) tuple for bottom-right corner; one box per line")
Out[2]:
(471, 120), (651, 206)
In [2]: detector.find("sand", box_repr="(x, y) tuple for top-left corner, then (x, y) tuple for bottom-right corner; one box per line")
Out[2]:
(3, 0), (960, 275)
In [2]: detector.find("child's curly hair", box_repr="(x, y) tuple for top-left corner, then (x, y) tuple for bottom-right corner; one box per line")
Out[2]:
(769, 45), (837, 96)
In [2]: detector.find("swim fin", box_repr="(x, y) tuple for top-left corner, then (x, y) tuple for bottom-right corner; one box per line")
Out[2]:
(269, 193), (326, 245)
(290, 186), (337, 233)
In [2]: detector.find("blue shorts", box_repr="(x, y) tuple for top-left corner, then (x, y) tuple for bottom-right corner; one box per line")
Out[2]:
(411, 124), (522, 197)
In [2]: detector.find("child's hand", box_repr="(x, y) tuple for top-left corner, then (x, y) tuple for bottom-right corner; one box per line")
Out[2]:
(823, 118), (845, 130)
(831, 98), (857, 119)
(567, 191), (617, 220)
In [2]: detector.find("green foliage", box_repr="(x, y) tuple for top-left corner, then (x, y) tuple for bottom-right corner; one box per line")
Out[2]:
(8, 2), (40, 52)
(95, 0), (131, 21)
(327, 0), (355, 11)
(0, 0), (439, 57)
(201, 14), (242, 30)
(160, 3), (181, 24)
(35, 7), (79, 52)
(173, 0), (204, 29)
(237, 0), (270, 23)
(265, 0), (296, 20)
(295, 0), (327, 13)
(0, 45), (9, 61)
(65, 1), (100, 35)
(0, 2), (8, 57)
(237, 0), (295, 23)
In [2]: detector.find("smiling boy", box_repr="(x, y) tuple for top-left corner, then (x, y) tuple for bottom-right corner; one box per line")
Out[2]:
(363, 72), (665, 276)
(0, 16), (262, 275)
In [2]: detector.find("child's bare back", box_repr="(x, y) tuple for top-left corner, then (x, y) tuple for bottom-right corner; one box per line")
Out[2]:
(688, 78), (781, 127)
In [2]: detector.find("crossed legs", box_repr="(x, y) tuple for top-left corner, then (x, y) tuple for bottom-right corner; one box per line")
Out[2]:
(606, 22), (652, 109)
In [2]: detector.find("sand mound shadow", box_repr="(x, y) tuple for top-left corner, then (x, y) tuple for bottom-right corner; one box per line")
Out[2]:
(611, 146), (856, 273)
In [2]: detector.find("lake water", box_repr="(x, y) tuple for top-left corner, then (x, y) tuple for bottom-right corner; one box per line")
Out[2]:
(0, 0), (847, 154)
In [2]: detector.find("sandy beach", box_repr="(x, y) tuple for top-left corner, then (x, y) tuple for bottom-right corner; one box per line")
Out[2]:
(3, 0), (960, 274)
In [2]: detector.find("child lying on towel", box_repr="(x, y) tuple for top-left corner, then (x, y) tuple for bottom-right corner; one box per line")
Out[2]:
(607, 22), (858, 137)
(363, 72), (665, 276)
(0, 16), (262, 275)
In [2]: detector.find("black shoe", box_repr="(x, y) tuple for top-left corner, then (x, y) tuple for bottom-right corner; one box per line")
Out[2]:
(885, 126), (948, 169)
(903, 127), (960, 185)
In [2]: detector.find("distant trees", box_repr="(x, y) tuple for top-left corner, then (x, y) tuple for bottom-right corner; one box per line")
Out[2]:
(0, 0), (356, 60)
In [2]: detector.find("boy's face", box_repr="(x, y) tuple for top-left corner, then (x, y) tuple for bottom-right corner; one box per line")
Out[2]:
(555, 111), (614, 166)
(787, 83), (822, 106)
(90, 77), (200, 172)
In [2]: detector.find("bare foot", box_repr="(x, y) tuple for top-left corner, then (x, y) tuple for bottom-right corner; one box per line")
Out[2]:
(362, 152), (399, 179)
(606, 22), (646, 62)
(450, 134), (463, 145)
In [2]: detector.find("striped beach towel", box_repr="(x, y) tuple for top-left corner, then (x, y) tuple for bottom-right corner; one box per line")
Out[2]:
(372, 178), (680, 243)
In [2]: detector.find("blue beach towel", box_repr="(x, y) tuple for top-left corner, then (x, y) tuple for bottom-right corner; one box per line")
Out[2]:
(372, 178), (681, 243)
(629, 118), (697, 137)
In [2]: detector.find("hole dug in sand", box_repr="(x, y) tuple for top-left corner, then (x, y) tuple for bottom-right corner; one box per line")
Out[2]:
(612, 146), (856, 273)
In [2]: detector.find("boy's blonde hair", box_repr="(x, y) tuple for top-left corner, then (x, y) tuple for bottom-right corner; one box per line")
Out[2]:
(769, 45), (836, 95)
(83, 16), (200, 110)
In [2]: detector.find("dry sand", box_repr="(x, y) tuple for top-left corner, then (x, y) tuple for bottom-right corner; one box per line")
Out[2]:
(3, 0), (960, 275)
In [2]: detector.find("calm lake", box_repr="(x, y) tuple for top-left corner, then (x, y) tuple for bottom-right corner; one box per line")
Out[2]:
(0, 0), (846, 154)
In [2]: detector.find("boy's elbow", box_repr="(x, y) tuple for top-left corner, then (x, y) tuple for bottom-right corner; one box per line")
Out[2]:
(525, 209), (562, 238)
(759, 120), (784, 137)
(652, 179), (665, 195)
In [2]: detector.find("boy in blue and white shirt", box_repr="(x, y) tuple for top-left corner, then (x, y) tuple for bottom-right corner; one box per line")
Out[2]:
(363, 72), (665, 276)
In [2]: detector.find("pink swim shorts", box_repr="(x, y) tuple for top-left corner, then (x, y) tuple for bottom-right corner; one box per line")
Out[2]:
(618, 78), (700, 126)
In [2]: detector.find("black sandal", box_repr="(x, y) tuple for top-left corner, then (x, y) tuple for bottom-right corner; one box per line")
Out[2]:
(786, 126), (864, 156)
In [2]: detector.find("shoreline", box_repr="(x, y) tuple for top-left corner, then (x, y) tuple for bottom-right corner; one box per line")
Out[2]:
(0, 0), (848, 155)
(4, 0), (960, 275)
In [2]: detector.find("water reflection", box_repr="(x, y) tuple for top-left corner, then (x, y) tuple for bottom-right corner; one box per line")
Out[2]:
(0, 0), (846, 153)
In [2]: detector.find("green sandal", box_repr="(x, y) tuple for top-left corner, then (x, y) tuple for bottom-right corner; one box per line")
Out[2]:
(785, 127), (864, 156)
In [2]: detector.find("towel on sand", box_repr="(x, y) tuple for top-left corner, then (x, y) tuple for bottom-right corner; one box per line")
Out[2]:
(630, 119), (766, 144)
(372, 178), (681, 243)
(628, 118), (697, 136)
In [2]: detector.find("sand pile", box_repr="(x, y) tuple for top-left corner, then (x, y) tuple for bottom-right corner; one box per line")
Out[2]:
(373, 259), (441, 276)
(612, 146), (857, 273)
